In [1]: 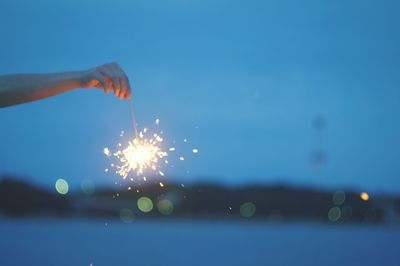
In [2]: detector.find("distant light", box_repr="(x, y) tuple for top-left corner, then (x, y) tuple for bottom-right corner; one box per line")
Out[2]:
(157, 199), (174, 215)
(137, 197), (153, 213)
(119, 208), (134, 223)
(332, 191), (346, 205)
(328, 206), (341, 222)
(81, 179), (95, 195)
(55, 179), (69, 195)
(240, 202), (256, 217)
(360, 192), (369, 201)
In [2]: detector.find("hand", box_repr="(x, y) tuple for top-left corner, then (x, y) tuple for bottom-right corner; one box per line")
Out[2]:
(80, 62), (131, 99)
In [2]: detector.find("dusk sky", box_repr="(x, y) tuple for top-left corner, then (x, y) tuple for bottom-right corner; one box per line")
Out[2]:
(0, 0), (399, 192)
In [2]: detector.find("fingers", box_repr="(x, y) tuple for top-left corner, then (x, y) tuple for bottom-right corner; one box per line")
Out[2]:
(115, 64), (131, 99)
(94, 72), (109, 94)
(97, 62), (131, 100)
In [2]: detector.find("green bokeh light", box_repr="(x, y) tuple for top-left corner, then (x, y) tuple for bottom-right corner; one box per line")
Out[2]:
(120, 208), (134, 223)
(240, 202), (256, 217)
(328, 206), (341, 222)
(55, 178), (69, 195)
(157, 199), (174, 215)
(332, 190), (346, 205)
(341, 206), (352, 220)
(81, 179), (95, 195)
(137, 197), (153, 213)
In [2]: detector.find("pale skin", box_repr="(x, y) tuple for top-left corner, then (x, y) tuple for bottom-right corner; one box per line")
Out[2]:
(0, 62), (131, 108)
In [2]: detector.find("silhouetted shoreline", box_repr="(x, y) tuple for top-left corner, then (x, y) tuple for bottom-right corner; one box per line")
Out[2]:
(1, 176), (399, 225)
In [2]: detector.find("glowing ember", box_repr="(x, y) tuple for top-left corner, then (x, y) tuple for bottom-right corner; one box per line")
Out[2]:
(103, 147), (111, 157)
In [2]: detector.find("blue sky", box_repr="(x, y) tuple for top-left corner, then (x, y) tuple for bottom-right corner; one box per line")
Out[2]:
(0, 0), (399, 192)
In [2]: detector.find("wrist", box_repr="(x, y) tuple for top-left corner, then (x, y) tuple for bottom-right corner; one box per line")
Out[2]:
(75, 69), (92, 89)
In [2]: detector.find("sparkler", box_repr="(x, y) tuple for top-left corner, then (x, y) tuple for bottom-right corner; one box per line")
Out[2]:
(107, 128), (167, 179)
(103, 97), (198, 185)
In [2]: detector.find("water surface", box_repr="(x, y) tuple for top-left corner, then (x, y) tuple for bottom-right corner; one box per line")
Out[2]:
(0, 219), (398, 266)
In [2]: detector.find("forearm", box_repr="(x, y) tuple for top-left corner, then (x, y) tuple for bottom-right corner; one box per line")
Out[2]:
(0, 71), (83, 108)
(0, 63), (131, 108)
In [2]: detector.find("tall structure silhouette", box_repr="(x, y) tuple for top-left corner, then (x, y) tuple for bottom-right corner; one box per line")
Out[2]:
(312, 115), (326, 169)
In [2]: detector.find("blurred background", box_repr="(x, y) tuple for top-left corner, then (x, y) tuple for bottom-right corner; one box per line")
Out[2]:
(1, 0), (400, 265)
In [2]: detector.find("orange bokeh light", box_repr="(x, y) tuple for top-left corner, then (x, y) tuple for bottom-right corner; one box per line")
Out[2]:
(360, 192), (369, 201)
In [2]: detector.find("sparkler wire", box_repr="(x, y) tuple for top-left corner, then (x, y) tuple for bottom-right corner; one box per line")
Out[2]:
(129, 95), (139, 139)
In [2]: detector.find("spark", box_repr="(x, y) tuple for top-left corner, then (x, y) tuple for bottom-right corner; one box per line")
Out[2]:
(159, 182), (164, 187)
(179, 156), (185, 161)
(192, 149), (198, 153)
(103, 148), (111, 157)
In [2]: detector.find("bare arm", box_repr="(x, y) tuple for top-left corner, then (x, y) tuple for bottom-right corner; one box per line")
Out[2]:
(0, 62), (131, 108)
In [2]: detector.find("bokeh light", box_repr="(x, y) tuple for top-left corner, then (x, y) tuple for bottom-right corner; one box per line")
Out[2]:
(332, 191), (346, 205)
(55, 178), (69, 195)
(137, 197), (153, 213)
(81, 179), (95, 195)
(119, 208), (134, 223)
(157, 199), (174, 215)
(328, 206), (341, 222)
(240, 202), (256, 217)
(360, 192), (369, 201)
(341, 206), (352, 221)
